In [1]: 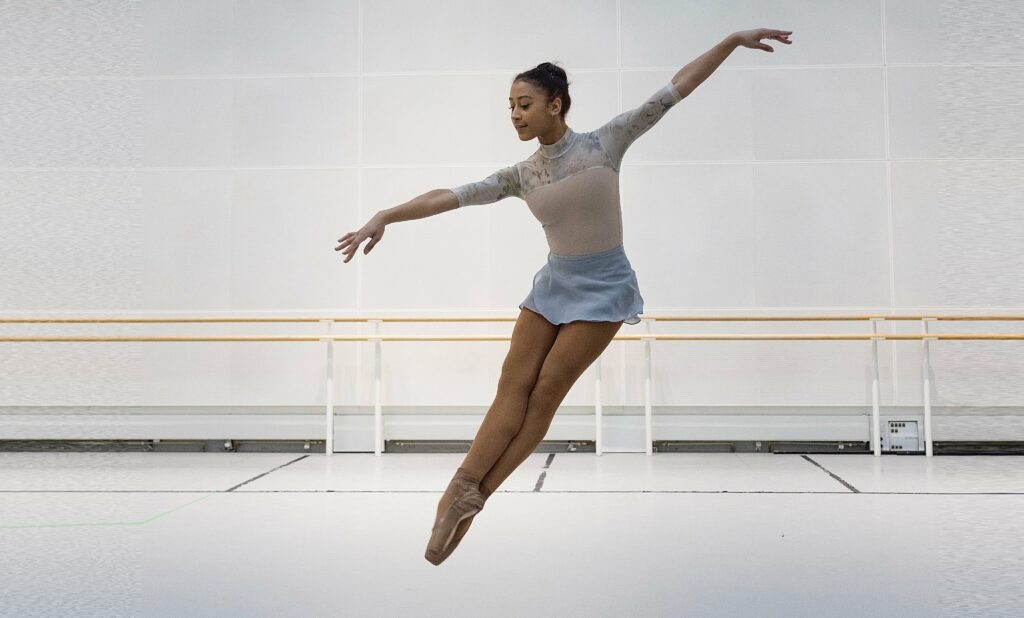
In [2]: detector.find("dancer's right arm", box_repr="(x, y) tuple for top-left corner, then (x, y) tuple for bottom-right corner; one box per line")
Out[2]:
(335, 164), (521, 263)
(334, 189), (456, 264)
(381, 162), (522, 225)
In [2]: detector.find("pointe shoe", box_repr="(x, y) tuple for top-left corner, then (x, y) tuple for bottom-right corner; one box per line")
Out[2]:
(424, 469), (485, 565)
(430, 485), (493, 565)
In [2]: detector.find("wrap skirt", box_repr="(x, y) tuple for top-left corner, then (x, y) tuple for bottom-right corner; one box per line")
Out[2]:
(519, 244), (645, 325)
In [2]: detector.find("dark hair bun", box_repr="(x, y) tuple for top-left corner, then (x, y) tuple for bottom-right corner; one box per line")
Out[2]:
(513, 61), (572, 119)
(538, 62), (567, 81)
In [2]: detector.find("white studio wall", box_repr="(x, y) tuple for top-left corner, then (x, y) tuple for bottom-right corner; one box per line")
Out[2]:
(0, 0), (1021, 443)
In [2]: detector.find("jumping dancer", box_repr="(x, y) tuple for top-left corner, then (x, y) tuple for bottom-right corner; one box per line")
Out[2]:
(335, 29), (793, 566)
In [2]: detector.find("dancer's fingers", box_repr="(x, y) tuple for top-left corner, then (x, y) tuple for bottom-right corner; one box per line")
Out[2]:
(344, 238), (362, 262)
(335, 233), (355, 251)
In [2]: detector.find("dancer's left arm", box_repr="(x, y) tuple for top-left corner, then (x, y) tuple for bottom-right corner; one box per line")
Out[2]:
(670, 29), (793, 99)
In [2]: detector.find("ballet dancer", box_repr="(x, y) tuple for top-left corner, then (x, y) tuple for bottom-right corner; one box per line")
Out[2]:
(334, 28), (793, 565)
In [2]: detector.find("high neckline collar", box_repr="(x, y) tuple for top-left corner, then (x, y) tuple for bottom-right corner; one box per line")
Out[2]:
(538, 126), (575, 158)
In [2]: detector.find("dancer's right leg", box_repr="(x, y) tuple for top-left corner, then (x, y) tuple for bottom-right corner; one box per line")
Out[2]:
(432, 308), (558, 523)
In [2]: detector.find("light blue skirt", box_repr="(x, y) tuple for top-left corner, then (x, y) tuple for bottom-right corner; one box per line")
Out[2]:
(519, 244), (645, 325)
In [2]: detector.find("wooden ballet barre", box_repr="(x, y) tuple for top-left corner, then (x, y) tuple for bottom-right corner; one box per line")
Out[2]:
(0, 333), (1021, 342)
(0, 313), (1023, 324)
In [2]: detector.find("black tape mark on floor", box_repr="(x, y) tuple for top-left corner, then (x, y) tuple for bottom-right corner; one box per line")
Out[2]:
(803, 455), (860, 493)
(533, 452), (556, 492)
(225, 455), (310, 492)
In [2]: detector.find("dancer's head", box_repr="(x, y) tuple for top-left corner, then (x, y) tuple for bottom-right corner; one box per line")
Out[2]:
(509, 62), (572, 141)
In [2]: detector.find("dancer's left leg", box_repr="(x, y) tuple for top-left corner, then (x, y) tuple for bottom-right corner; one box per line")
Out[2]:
(479, 318), (622, 494)
(442, 319), (623, 554)
(429, 308), (557, 540)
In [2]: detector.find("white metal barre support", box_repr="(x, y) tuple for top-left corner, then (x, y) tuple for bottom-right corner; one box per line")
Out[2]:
(870, 318), (882, 456)
(321, 320), (335, 457)
(643, 318), (655, 456)
(922, 317), (935, 457)
(595, 354), (603, 456)
(371, 320), (383, 456)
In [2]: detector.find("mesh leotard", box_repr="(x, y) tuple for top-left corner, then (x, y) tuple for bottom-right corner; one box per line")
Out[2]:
(449, 81), (683, 256)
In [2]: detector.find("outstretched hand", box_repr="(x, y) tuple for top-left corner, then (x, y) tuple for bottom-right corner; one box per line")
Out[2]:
(335, 213), (386, 264)
(731, 28), (793, 52)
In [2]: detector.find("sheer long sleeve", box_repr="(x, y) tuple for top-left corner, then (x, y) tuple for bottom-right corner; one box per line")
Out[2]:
(595, 82), (683, 171)
(449, 164), (523, 207)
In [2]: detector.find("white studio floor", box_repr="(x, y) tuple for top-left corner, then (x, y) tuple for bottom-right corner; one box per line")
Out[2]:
(2, 451), (1023, 617)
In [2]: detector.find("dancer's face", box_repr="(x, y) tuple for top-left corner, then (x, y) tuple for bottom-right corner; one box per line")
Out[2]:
(509, 80), (564, 142)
